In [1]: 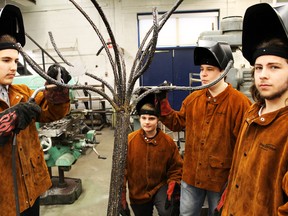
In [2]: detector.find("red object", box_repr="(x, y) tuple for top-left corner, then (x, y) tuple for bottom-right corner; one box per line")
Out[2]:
(216, 187), (227, 211)
(107, 39), (112, 48)
(160, 98), (173, 116)
(167, 181), (176, 201)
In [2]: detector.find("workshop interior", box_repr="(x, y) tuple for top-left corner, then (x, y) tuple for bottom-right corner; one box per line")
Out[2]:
(0, 0), (285, 215)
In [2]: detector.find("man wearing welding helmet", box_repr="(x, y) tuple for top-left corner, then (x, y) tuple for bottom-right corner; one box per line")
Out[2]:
(0, 5), (71, 216)
(121, 92), (183, 216)
(157, 41), (251, 216)
(221, 3), (288, 215)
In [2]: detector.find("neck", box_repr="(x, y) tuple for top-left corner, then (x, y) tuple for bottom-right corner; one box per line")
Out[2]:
(145, 130), (157, 138)
(209, 81), (228, 97)
(262, 98), (287, 114)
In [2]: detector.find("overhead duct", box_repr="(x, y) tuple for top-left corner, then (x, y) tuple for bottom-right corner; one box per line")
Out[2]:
(198, 16), (243, 50)
(11, 0), (36, 6)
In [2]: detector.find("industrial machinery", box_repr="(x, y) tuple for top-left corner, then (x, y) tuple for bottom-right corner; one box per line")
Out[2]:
(13, 65), (107, 205)
(198, 16), (253, 100)
(38, 111), (100, 205)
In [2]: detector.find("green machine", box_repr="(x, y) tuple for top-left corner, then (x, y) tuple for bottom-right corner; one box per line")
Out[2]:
(13, 71), (102, 205)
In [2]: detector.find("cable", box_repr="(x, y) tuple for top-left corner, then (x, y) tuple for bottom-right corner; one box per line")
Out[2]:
(12, 134), (20, 216)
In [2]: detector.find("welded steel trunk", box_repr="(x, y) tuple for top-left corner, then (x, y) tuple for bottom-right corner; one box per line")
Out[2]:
(107, 111), (130, 216)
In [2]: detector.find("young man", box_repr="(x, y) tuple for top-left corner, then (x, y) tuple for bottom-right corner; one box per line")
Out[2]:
(121, 94), (183, 216)
(221, 3), (288, 215)
(0, 5), (71, 216)
(158, 41), (252, 216)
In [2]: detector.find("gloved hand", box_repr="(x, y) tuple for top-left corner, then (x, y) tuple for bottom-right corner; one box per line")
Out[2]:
(155, 80), (171, 101)
(46, 64), (72, 84)
(165, 181), (180, 215)
(44, 64), (71, 104)
(0, 102), (41, 137)
(120, 191), (130, 216)
(155, 81), (173, 116)
(214, 185), (228, 215)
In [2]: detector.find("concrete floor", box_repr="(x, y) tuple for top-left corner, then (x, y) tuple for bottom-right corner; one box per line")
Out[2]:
(40, 126), (114, 216)
(39, 126), (208, 216)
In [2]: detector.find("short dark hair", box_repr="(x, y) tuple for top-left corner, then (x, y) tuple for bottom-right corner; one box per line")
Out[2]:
(0, 34), (17, 43)
(250, 38), (288, 104)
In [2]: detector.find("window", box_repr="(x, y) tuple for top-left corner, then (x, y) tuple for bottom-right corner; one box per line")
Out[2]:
(137, 10), (219, 48)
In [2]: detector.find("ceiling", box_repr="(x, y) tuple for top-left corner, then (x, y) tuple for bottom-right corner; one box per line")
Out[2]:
(11, 0), (36, 7)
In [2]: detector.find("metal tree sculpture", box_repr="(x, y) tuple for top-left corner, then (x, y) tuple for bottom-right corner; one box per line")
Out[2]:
(18, 0), (233, 215)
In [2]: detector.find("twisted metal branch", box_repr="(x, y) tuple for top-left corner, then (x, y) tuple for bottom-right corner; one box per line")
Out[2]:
(85, 72), (117, 99)
(17, 43), (119, 110)
(90, 0), (125, 100)
(129, 0), (183, 83)
(48, 31), (74, 67)
(131, 60), (234, 109)
(69, 0), (120, 90)
(127, 0), (183, 104)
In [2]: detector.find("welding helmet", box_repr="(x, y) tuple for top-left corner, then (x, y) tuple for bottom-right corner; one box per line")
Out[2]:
(194, 40), (233, 70)
(135, 89), (159, 117)
(242, 3), (288, 65)
(0, 4), (25, 46)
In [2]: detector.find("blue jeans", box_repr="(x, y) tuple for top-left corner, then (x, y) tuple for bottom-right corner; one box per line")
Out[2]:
(180, 180), (220, 216)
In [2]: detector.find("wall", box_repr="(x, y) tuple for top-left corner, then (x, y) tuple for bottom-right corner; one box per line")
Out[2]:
(5, 0), (272, 107)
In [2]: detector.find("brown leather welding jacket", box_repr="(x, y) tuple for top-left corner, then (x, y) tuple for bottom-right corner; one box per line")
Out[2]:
(222, 104), (288, 216)
(124, 128), (183, 204)
(160, 84), (252, 192)
(0, 84), (70, 215)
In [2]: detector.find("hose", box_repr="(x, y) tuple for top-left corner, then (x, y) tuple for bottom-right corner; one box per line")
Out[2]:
(12, 134), (20, 216)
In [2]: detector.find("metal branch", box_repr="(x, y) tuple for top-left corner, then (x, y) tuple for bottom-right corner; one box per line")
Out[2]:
(125, 9), (159, 105)
(68, 0), (120, 88)
(48, 31), (74, 67)
(17, 43), (118, 110)
(129, 0), (183, 83)
(90, 0), (124, 98)
(131, 60), (234, 109)
(85, 72), (117, 99)
(25, 33), (58, 65)
(96, 43), (127, 98)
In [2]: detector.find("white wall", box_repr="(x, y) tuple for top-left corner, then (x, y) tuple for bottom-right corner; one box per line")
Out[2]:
(6, 0), (272, 107)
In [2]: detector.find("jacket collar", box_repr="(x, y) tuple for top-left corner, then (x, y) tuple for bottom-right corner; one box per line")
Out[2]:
(140, 128), (161, 146)
(246, 103), (288, 126)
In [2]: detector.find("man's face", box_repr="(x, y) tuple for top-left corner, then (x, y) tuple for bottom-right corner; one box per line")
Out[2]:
(254, 55), (288, 101)
(200, 64), (222, 85)
(0, 49), (19, 85)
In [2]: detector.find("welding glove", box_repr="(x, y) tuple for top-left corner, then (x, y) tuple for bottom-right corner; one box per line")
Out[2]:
(0, 102), (41, 137)
(214, 183), (228, 216)
(44, 64), (71, 104)
(155, 81), (173, 116)
(120, 191), (131, 216)
(165, 181), (180, 215)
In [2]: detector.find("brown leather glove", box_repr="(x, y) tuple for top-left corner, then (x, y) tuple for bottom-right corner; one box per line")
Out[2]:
(159, 98), (173, 116)
(155, 81), (173, 116)
(44, 86), (70, 104)
(44, 64), (71, 104)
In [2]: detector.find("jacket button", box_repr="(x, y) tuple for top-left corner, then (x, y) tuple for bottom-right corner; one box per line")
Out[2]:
(235, 184), (239, 188)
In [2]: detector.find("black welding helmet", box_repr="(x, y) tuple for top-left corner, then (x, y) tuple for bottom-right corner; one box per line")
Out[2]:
(0, 4), (25, 46)
(242, 3), (288, 65)
(194, 40), (233, 70)
(135, 89), (159, 117)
